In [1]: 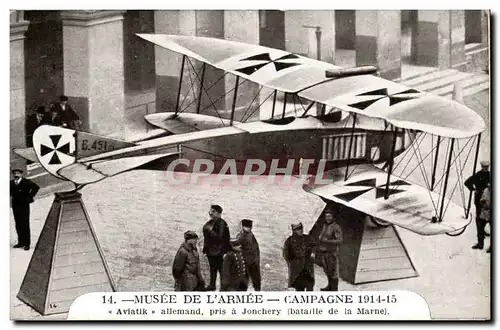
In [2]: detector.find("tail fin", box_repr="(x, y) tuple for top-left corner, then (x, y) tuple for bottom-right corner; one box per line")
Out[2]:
(32, 125), (136, 181)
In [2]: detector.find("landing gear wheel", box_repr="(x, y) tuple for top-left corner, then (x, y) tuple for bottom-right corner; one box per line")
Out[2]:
(369, 216), (391, 228)
(445, 225), (468, 237)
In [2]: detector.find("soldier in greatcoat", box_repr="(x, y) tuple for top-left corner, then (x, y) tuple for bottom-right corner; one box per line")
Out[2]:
(283, 222), (316, 291)
(172, 231), (205, 291)
(221, 238), (248, 291)
(465, 160), (491, 250)
(235, 219), (261, 291)
(202, 204), (231, 291)
(316, 209), (343, 291)
(479, 183), (491, 254)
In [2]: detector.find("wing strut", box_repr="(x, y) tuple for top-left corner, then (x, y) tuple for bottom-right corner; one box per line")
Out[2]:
(466, 133), (482, 218)
(175, 55), (187, 115)
(384, 125), (398, 200)
(430, 136), (442, 191)
(271, 90), (277, 119)
(282, 92), (288, 119)
(196, 63), (206, 114)
(344, 113), (357, 181)
(301, 101), (317, 117)
(438, 138), (456, 222)
(230, 76), (240, 125)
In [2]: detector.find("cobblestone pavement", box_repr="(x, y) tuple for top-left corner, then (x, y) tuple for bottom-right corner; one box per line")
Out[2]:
(10, 90), (490, 320)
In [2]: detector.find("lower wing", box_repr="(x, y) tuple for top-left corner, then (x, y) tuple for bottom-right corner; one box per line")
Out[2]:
(303, 164), (471, 236)
(12, 147), (38, 163)
(145, 111), (242, 134)
(57, 152), (181, 185)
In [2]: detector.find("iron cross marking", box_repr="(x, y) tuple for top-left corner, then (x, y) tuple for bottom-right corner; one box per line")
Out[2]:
(333, 177), (411, 202)
(235, 53), (301, 76)
(348, 88), (422, 111)
(40, 134), (71, 165)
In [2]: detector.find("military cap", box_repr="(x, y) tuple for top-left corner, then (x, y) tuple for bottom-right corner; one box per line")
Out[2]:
(324, 208), (334, 215)
(480, 160), (490, 167)
(291, 222), (303, 231)
(184, 230), (198, 240)
(11, 169), (23, 174)
(210, 204), (223, 213)
(241, 219), (253, 228)
(60, 95), (68, 101)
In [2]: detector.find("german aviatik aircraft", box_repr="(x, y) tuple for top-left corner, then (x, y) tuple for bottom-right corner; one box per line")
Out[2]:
(14, 34), (486, 240)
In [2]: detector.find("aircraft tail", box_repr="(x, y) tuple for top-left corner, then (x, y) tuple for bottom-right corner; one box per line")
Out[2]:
(31, 125), (137, 181)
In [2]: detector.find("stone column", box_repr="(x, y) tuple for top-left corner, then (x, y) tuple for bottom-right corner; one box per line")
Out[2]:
(224, 10), (260, 122)
(10, 13), (30, 171)
(465, 10), (489, 45)
(355, 10), (401, 80)
(154, 10), (196, 114)
(195, 10), (225, 115)
(335, 10), (355, 50)
(413, 10), (465, 70)
(61, 10), (126, 138)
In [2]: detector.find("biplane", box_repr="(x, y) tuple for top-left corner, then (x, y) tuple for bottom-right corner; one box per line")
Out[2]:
(14, 34), (486, 239)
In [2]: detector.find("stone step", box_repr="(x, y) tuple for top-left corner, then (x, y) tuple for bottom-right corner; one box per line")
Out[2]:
(412, 71), (472, 92)
(429, 74), (489, 96)
(394, 66), (439, 83)
(400, 69), (458, 87)
(442, 81), (490, 99)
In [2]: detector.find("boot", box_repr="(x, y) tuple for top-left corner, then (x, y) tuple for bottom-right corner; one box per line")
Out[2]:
(330, 278), (339, 291)
(472, 243), (484, 250)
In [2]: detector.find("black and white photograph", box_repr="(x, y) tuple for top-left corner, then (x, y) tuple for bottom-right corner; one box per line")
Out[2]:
(8, 7), (491, 321)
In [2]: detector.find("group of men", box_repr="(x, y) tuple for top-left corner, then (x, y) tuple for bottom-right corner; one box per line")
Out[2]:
(26, 95), (81, 147)
(172, 205), (344, 292)
(172, 205), (261, 292)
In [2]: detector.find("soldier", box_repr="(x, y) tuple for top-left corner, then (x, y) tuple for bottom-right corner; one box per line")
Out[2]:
(283, 222), (316, 291)
(465, 160), (491, 250)
(10, 169), (40, 251)
(316, 209), (343, 291)
(479, 183), (491, 254)
(236, 219), (261, 291)
(202, 205), (231, 291)
(221, 238), (248, 291)
(172, 231), (205, 291)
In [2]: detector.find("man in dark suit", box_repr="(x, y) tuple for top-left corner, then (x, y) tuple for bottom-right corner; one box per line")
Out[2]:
(465, 160), (491, 250)
(26, 106), (51, 147)
(10, 169), (40, 250)
(50, 95), (81, 129)
(202, 204), (230, 291)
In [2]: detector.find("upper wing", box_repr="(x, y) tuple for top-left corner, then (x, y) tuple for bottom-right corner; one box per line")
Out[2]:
(138, 34), (486, 139)
(303, 164), (471, 236)
(297, 75), (485, 139)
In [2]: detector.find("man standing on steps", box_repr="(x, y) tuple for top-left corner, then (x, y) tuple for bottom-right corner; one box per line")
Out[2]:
(202, 205), (230, 291)
(465, 160), (491, 250)
(316, 209), (343, 291)
(10, 169), (40, 251)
